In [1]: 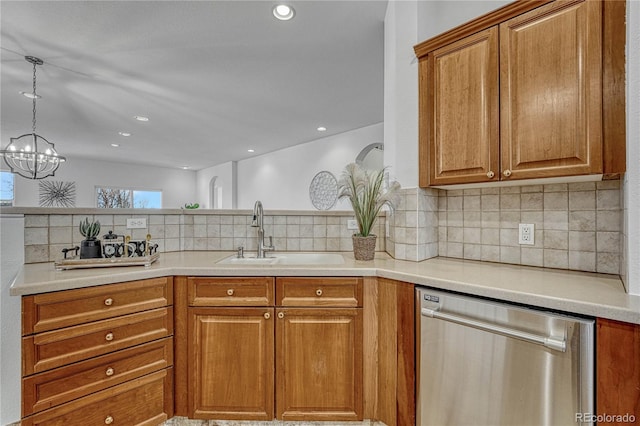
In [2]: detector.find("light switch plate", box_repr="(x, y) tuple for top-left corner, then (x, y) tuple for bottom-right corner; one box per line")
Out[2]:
(347, 219), (359, 230)
(127, 218), (147, 229)
(518, 223), (534, 245)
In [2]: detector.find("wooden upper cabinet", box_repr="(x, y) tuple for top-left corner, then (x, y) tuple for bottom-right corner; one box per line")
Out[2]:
(415, 0), (625, 187)
(499, 0), (602, 180)
(424, 27), (499, 186)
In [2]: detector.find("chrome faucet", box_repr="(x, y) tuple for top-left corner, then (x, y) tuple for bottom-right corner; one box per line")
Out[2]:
(251, 200), (275, 258)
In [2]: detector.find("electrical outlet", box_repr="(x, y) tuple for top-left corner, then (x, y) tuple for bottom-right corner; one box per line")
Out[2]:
(347, 219), (359, 230)
(518, 223), (534, 245)
(126, 218), (147, 229)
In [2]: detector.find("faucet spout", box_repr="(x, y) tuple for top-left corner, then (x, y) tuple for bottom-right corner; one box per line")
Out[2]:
(252, 200), (274, 258)
(251, 201), (263, 228)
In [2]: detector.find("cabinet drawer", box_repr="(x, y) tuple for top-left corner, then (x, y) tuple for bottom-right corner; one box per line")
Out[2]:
(21, 368), (173, 426)
(23, 307), (173, 375)
(23, 337), (173, 416)
(22, 277), (173, 335)
(188, 277), (274, 306)
(276, 277), (362, 307)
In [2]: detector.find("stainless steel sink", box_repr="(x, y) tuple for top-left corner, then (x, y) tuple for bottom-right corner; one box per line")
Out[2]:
(217, 252), (344, 265)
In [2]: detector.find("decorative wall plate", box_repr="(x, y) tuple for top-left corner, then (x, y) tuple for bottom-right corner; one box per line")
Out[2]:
(309, 171), (338, 210)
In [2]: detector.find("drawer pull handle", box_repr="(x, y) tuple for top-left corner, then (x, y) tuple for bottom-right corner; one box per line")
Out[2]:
(264, 312), (271, 320)
(316, 289), (323, 296)
(104, 298), (113, 306)
(105, 415), (114, 425)
(105, 367), (114, 377)
(227, 289), (234, 296)
(278, 312), (284, 319)
(486, 171), (495, 179)
(503, 169), (512, 177)
(105, 332), (114, 342)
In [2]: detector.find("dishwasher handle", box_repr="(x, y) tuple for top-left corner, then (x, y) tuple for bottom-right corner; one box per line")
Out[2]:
(421, 307), (566, 352)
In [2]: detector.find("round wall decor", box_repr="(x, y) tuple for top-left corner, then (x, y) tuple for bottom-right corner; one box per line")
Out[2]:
(309, 171), (338, 210)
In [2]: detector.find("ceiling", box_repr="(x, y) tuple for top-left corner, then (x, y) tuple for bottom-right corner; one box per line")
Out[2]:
(0, 0), (387, 171)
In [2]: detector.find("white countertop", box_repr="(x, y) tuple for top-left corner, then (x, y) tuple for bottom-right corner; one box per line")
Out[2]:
(10, 251), (640, 324)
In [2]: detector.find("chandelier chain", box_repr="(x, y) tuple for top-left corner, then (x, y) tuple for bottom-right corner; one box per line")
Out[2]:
(32, 60), (37, 134)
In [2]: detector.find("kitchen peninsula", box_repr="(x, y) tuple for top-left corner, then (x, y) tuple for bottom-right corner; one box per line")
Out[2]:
(9, 251), (640, 425)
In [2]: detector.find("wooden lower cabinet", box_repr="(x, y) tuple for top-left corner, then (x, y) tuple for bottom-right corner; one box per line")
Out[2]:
(21, 278), (175, 425)
(276, 308), (363, 421)
(596, 318), (640, 423)
(22, 338), (173, 416)
(183, 276), (364, 422)
(188, 307), (275, 420)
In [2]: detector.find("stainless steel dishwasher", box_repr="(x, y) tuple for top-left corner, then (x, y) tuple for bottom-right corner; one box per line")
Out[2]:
(416, 287), (594, 426)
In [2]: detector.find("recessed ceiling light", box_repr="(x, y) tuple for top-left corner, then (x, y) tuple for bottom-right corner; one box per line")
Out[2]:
(111, 143), (120, 147)
(273, 4), (295, 20)
(317, 126), (327, 132)
(19, 91), (41, 99)
(182, 166), (189, 170)
(118, 132), (131, 137)
(133, 115), (149, 122)
(247, 149), (255, 153)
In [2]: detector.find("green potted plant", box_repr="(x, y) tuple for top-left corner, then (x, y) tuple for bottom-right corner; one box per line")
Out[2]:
(79, 218), (102, 259)
(338, 163), (400, 260)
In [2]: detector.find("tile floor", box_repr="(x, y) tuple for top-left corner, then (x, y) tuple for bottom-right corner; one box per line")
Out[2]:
(163, 418), (384, 426)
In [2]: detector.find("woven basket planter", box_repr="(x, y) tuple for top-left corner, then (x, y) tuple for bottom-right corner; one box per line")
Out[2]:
(352, 234), (377, 261)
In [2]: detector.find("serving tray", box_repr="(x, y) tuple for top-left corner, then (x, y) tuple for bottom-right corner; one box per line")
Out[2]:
(54, 252), (160, 271)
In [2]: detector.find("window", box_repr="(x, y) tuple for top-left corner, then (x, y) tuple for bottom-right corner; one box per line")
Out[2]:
(0, 171), (14, 206)
(96, 187), (161, 209)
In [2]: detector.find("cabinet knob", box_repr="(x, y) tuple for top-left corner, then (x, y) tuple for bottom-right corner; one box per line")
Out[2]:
(105, 367), (115, 377)
(277, 312), (284, 319)
(315, 289), (323, 297)
(227, 289), (234, 296)
(104, 298), (113, 306)
(104, 415), (114, 425)
(105, 332), (114, 342)
(503, 169), (512, 177)
(264, 312), (271, 320)
(486, 171), (495, 179)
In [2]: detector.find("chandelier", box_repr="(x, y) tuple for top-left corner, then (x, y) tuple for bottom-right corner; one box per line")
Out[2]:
(1, 56), (65, 179)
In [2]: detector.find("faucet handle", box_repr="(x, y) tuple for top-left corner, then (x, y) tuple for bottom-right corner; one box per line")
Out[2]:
(264, 236), (275, 251)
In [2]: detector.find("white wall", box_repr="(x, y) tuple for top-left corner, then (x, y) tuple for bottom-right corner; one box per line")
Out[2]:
(384, 1), (511, 189)
(625, 0), (640, 295)
(418, 1), (512, 41)
(235, 123), (383, 210)
(195, 161), (237, 209)
(0, 215), (24, 424)
(384, 0), (419, 188)
(6, 157), (197, 208)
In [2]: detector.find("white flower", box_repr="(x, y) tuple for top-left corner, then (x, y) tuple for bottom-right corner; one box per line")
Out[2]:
(337, 162), (400, 236)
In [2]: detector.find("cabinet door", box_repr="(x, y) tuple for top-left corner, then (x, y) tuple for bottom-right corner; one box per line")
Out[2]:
(596, 318), (640, 420)
(188, 307), (274, 420)
(276, 308), (362, 421)
(422, 27), (499, 186)
(500, 0), (602, 180)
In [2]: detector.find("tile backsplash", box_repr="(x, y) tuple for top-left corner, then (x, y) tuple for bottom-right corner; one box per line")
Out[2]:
(386, 188), (439, 262)
(22, 211), (385, 264)
(16, 179), (624, 276)
(437, 181), (622, 274)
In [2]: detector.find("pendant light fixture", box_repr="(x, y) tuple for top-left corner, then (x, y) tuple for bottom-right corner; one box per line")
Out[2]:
(1, 56), (65, 179)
